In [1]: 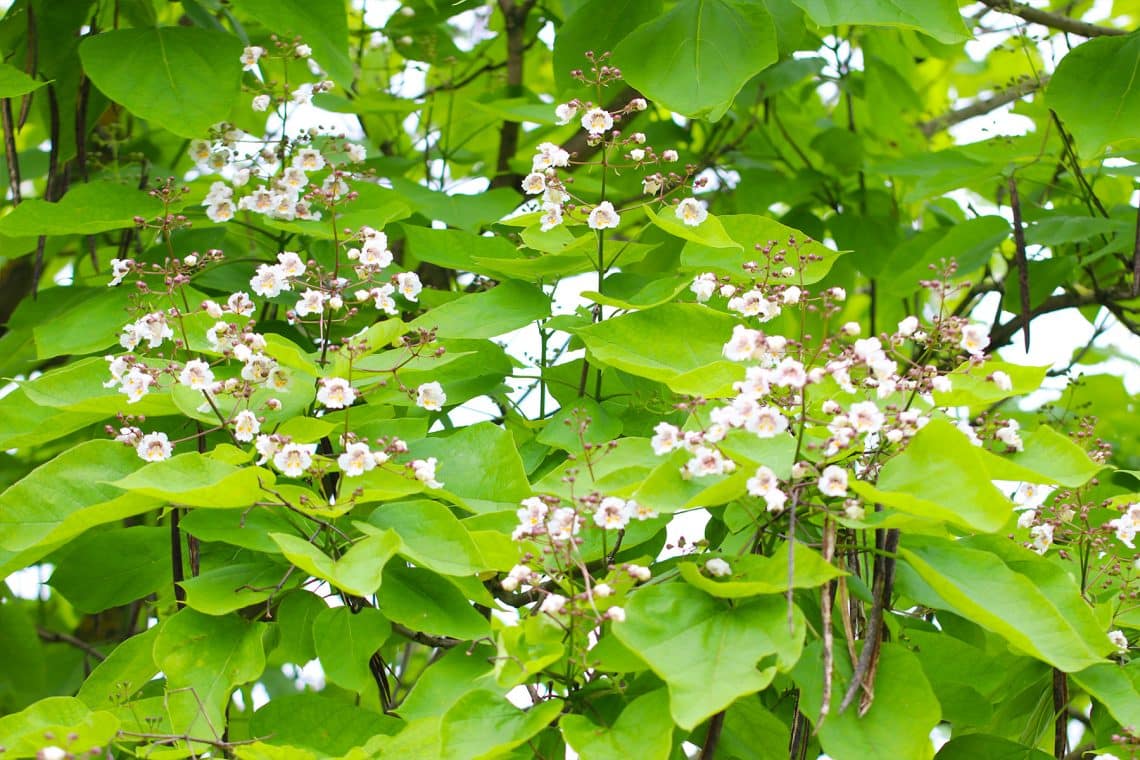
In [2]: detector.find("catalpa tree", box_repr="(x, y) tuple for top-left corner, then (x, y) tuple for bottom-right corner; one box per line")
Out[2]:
(0, 1), (1138, 759)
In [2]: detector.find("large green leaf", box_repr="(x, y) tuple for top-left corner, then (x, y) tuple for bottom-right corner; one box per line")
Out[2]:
(49, 526), (170, 614)
(236, 0), (353, 88)
(1048, 32), (1140, 155)
(111, 453), (273, 508)
(397, 644), (496, 721)
(0, 697), (120, 757)
(791, 0), (970, 42)
(0, 440), (160, 575)
(412, 423), (533, 513)
(79, 27), (243, 138)
(935, 735), (1052, 760)
(249, 693), (402, 754)
(0, 181), (165, 237)
(576, 303), (739, 392)
(0, 61), (47, 97)
(366, 499), (489, 576)
(613, 583), (804, 729)
(678, 543), (846, 598)
(312, 606), (391, 694)
(553, 0), (664, 94)
(152, 609), (266, 738)
(0, 603), (45, 712)
(613, 0), (778, 120)
(377, 563), (490, 640)
(439, 690), (564, 760)
(561, 689), (673, 760)
(899, 535), (1114, 672)
(681, 213), (843, 284)
(77, 626), (161, 709)
(271, 530), (400, 597)
(793, 642), (941, 760)
(408, 280), (549, 339)
(181, 558), (297, 615)
(1071, 662), (1140, 731)
(849, 419), (1013, 532)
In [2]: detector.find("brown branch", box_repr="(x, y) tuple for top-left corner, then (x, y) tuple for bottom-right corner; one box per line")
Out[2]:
(38, 628), (107, 662)
(488, 0), (537, 190)
(1132, 198), (1140, 297)
(988, 289), (1103, 349)
(2, 97), (22, 205)
(838, 527), (899, 714)
(1007, 175), (1032, 351)
(391, 622), (460, 649)
(919, 75), (1048, 137)
(977, 0), (1128, 37)
(698, 711), (725, 760)
(1052, 668), (1069, 758)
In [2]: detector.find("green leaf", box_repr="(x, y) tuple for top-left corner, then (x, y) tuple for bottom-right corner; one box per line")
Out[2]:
(33, 287), (137, 359)
(793, 642), (941, 760)
(439, 690), (564, 760)
(21, 357), (178, 418)
(878, 216), (1010, 295)
(111, 453), (273, 508)
(575, 303), (739, 391)
(270, 530), (400, 596)
(0, 61), (47, 97)
(1071, 662), (1140, 730)
(790, 0), (970, 42)
(237, 0), (353, 89)
(536, 397), (623, 453)
(413, 423), (533, 512)
(613, 583), (804, 729)
(678, 543), (846, 598)
(0, 180), (165, 237)
(561, 689), (673, 760)
(366, 499), (489, 576)
(271, 590), (328, 665)
(933, 359), (1047, 408)
(0, 440), (160, 575)
(613, 0), (778, 120)
(1007, 426), (1105, 488)
(646, 205), (742, 250)
(553, 0), (664, 94)
(0, 697), (120, 757)
(249, 693), (402, 754)
(77, 626), (161, 709)
(681, 213), (842, 284)
(899, 535), (1114, 672)
(152, 609), (266, 738)
(378, 563), (491, 640)
(935, 735), (1053, 760)
(0, 603), (45, 711)
(79, 27), (243, 138)
(390, 177), (520, 232)
(408, 280), (549, 339)
(49, 526), (170, 614)
(312, 606), (391, 694)
(398, 643), (496, 721)
(849, 419), (1013, 532)
(1048, 32), (1140, 155)
(181, 558), (297, 615)
(492, 615), (567, 689)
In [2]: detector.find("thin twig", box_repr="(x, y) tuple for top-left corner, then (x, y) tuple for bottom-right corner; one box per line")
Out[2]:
(818, 518), (837, 725)
(977, 0), (1127, 37)
(698, 711), (725, 760)
(37, 628), (107, 661)
(919, 75), (1048, 137)
(1007, 174), (1032, 351)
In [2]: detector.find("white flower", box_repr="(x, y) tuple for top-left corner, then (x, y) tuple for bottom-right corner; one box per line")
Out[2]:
(593, 497), (630, 530)
(727, 290), (780, 321)
(782, 285), (802, 304)
(109, 258), (132, 286)
(662, 149), (679, 162)
(723, 324), (762, 361)
(683, 446), (736, 478)
(842, 321), (861, 337)
(136, 312), (174, 349)
(1013, 482), (1051, 509)
(295, 43), (312, 58)
(848, 401), (884, 434)
(627, 564), (652, 582)
(629, 500), (657, 520)
(516, 496), (549, 536)
(104, 355), (130, 388)
(705, 558), (731, 577)
(241, 353), (276, 383)
(749, 406), (788, 438)
(1029, 523), (1053, 555)
(252, 94), (271, 112)
(651, 422), (681, 455)
(179, 359), (215, 391)
(293, 148), (326, 172)
(931, 375), (953, 393)
(691, 273), (717, 302)
(232, 410), (260, 442)
(501, 564), (534, 591)
(338, 442), (378, 477)
(995, 420), (1024, 451)
(532, 141), (570, 171)
(675, 198), (708, 227)
(990, 370), (1013, 392)
(960, 323), (989, 356)
(316, 377), (356, 409)
(540, 594), (567, 615)
(1108, 629), (1129, 651)
(412, 457), (444, 489)
(251, 263), (290, 298)
(772, 357), (807, 389)
(38, 747), (67, 760)
(137, 432), (173, 462)
(396, 271), (422, 302)
(240, 45), (265, 71)
(765, 489), (788, 514)
(629, 148), (645, 162)
(1109, 503), (1140, 549)
(587, 201), (620, 230)
(593, 583), (613, 598)
(643, 175), (662, 195)
(275, 250), (306, 278)
(819, 465), (849, 497)
(274, 443), (316, 478)
(293, 288), (327, 318)
(1017, 509), (1038, 529)
(897, 316), (919, 337)
(554, 102), (577, 125)
(581, 107), (614, 136)
(630, 98), (648, 111)
(521, 172), (546, 195)
(539, 202), (563, 232)
(416, 381), (447, 411)
(254, 434), (280, 464)
(346, 143), (367, 163)
(631, 132), (646, 144)
(369, 283), (398, 314)
(746, 466), (779, 497)
(121, 367), (153, 404)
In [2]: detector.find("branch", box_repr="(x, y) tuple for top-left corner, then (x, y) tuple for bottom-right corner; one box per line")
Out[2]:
(977, 0), (1127, 37)
(38, 628), (107, 662)
(987, 289), (1101, 350)
(919, 75), (1048, 137)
